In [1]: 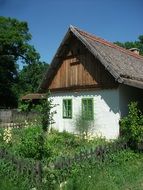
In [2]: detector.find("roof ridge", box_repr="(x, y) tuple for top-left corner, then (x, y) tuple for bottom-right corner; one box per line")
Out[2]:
(72, 26), (143, 60)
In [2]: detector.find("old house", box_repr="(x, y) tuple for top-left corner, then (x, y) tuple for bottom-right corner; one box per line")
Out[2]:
(39, 25), (143, 139)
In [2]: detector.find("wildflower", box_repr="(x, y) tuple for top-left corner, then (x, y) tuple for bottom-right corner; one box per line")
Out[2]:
(3, 127), (12, 144)
(43, 165), (48, 172)
(42, 177), (47, 184)
(48, 162), (55, 170)
(24, 120), (29, 128)
(60, 181), (67, 189)
(31, 188), (36, 190)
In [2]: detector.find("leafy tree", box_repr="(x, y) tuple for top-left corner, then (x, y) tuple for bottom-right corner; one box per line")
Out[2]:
(0, 54), (18, 108)
(120, 102), (143, 149)
(0, 16), (40, 108)
(17, 61), (49, 96)
(0, 16), (40, 64)
(115, 35), (143, 55)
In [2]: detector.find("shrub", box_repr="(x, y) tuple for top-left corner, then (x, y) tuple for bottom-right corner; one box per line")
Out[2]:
(74, 112), (94, 139)
(40, 92), (56, 132)
(3, 127), (12, 144)
(18, 101), (30, 112)
(0, 128), (3, 140)
(44, 130), (82, 159)
(120, 102), (143, 148)
(0, 160), (31, 190)
(0, 127), (14, 150)
(15, 125), (52, 160)
(62, 149), (143, 190)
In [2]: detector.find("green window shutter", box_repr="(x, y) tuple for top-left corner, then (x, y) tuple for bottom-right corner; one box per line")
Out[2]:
(63, 99), (72, 119)
(82, 98), (94, 120)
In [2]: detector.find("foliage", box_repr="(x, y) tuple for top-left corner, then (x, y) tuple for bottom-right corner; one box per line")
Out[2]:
(1, 123), (143, 189)
(120, 102), (143, 148)
(18, 101), (31, 112)
(0, 128), (4, 146)
(18, 92), (56, 133)
(62, 150), (143, 190)
(0, 16), (41, 108)
(0, 160), (31, 190)
(0, 125), (106, 160)
(74, 112), (94, 139)
(18, 100), (44, 113)
(17, 61), (49, 96)
(1, 143), (143, 190)
(0, 53), (18, 108)
(0, 16), (49, 108)
(44, 130), (81, 159)
(14, 125), (51, 160)
(0, 16), (40, 64)
(40, 93), (56, 132)
(114, 34), (143, 55)
(3, 127), (12, 144)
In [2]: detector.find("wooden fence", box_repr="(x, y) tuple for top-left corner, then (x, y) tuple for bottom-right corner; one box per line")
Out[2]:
(54, 141), (128, 170)
(0, 122), (25, 129)
(0, 141), (128, 185)
(0, 111), (40, 128)
(0, 148), (42, 184)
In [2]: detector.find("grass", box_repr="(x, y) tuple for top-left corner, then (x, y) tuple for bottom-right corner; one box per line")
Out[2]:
(63, 150), (143, 190)
(1, 151), (143, 190)
(0, 127), (143, 190)
(0, 177), (25, 190)
(0, 173), (30, 190)
(45, 130), (106, 159)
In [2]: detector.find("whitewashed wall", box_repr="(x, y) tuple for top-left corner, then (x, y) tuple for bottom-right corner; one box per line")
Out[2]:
(119, 84), (143, 116)
(50, 89), (120, 140)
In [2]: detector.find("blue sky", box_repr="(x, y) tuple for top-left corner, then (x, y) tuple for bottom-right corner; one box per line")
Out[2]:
(0, 0), (143, 64)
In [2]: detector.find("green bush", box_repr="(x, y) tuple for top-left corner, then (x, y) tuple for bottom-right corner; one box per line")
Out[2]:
(46, 130), (106, 158)
(15, 126), (52, 160)
(62, 150), (143, 190)
(44, 130), (82, 159)
(40, 93), (56, 132)
(0, 159), (32, 190)
(0, 128), (3, 143)
(74, 112), (94, 139)
(120, 102), (143, 148)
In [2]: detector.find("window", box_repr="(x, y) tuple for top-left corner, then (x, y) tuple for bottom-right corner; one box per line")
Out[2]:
(63, 99), (72, 118)
(82, 98), (94, 120)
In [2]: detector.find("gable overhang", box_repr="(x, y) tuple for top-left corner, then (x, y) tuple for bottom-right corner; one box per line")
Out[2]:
(38, 27), (73, 92)
(121, 78), (143, 89)
(38, 25), (143, 92)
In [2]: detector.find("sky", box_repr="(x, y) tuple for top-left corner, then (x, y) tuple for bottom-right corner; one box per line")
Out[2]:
(0, 0), (143, 64)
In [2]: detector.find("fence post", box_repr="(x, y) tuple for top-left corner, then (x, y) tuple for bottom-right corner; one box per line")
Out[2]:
(35, 161), (42, 185)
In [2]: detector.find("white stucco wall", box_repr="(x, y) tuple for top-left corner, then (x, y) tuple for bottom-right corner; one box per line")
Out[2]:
(50, 89), (120, 140)
(119, 84), (143, 117)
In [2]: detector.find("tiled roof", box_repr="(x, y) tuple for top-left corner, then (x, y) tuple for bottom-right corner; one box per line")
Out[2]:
(39, 25), (143, 90)
(76, 27), (143, 60)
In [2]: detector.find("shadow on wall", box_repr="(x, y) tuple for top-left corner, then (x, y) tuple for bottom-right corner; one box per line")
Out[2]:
(119, 84), (143, 117)
(51, 88), (120, 116)
(79, 89), (120, 115)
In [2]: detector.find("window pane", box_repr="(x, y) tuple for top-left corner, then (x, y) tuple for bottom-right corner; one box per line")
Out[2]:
(63, 99), (72, 118)
(82, 98), (93, 120)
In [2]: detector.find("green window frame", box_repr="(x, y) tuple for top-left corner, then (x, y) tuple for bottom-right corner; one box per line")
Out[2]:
(63, 99), (72, 119)
(82, 98), (94, 120)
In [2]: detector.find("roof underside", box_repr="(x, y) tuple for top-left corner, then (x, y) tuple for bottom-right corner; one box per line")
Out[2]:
(39, 26), (143, 91)
(21, 93), (46, 100)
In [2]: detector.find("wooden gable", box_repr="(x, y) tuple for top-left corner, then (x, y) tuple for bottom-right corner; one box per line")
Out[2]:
(48, 37), (118, 91)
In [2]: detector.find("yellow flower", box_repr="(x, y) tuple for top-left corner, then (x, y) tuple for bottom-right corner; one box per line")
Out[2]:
(3, 127), (12, 144)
